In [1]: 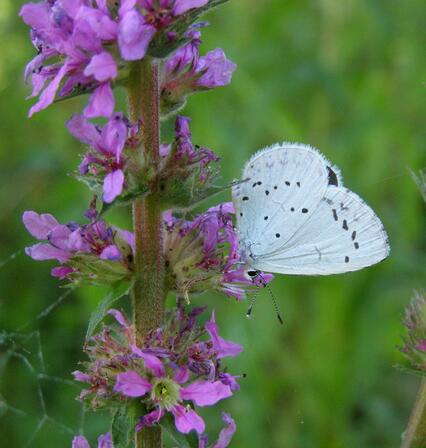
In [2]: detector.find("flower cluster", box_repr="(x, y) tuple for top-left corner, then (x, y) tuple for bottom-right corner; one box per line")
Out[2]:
(157, 115), (220, 209)
(20, 0), (248, 445)
(400, 291), (426, 375)
(74, 306), (240, 444)
(67, 113), (139, 203)
(20, 0), (235, 118)
(164, 203), (273, 300)
(23, 209), (133, 284)
(161, 26), (236, 114)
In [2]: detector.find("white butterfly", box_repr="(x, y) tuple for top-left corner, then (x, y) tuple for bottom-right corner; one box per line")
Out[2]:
(232, 143), (390, 276)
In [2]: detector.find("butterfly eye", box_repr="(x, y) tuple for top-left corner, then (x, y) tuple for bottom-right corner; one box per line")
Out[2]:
(247, 270), (259, 278)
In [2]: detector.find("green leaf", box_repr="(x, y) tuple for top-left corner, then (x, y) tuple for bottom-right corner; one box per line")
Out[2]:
(161, 414), (199, 448)
(86, 282), (129, 340)
(111, 404), (140, 448)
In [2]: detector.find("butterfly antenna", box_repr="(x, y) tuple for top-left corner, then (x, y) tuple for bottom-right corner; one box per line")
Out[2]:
(258, 274), (284, 325)
(246, 289), (259, 319)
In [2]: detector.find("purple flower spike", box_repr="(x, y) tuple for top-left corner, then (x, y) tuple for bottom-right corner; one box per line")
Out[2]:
(171, 404), (205, 434)
(205, 311), (243, 359)
(180, 380), (232, 406)
(114, 371), (152, 397)
(76, 307), (241, 438)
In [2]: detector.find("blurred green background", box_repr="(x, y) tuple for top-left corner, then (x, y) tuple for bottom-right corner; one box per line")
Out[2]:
(0, 0), (425, 447)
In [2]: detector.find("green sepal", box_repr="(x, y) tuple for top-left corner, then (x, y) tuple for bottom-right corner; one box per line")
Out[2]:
(86, 282), (130, 340)
(99, 184), (150, 216)
(158, 178), (242, 212)
(394, 363), (426, 378)
(161, 413), (199, 448)
(112, 402), (146, 448)
(148, 0), (230, 59)
(68, 254), (130, 286)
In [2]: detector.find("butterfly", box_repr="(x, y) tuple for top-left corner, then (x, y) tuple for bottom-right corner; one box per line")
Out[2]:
(232, 143), (390, 277)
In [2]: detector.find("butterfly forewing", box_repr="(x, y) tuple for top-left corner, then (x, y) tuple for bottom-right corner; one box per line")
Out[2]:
(233, 143), (337, 260)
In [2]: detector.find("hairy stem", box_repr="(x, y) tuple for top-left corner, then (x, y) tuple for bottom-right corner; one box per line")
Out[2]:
(128, 57), (165, 448)
(401, 378), (426, 448)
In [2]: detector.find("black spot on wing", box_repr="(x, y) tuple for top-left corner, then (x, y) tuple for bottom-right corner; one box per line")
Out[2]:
(327, 166), (339, 186)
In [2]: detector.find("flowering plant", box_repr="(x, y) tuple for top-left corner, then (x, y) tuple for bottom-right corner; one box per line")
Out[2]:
(19, 0), (260, 446)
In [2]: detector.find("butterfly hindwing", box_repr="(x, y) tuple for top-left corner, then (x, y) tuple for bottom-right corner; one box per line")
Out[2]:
(250, 186), (390, 275)
(232, 143), (340, 260)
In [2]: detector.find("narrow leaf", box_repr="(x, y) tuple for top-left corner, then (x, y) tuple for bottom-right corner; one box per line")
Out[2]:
(86, 282), (129, 339)
(111, 404), (139, 448)
(161, 414), (199, 448)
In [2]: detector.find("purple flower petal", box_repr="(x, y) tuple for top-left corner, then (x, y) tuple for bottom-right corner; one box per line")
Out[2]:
(23, 211), (59, 240)
(131, 345), (166, 377)
(61, 0), (84, 19)
(20, 3), (52, 37)
(213, 413), (236, 448)
(72, 435), (90, 448)
(84, 83), (115, 118)
(118, 10), (156, 61)
(171, 404), (205, 434)
(114, 371), (152, 397)
(100, 244), (122, 260)
(73, 371), (92, 383)
(97, 432), (113, 448)
(68, 229), (91, 252)
(116, 229), (135, 252)
(29, 62), (70, 117)
(180, 380), (232, 407)
(25, 243), (71, 263)
(67, 115), (101, 147)
(51, 266), (74, 279)
(84, 52), (117, 82)
(205, 311), (243, 359)
(101, 115), (128, 160)
(48, 225), (72, 250)
(196, 49), (236, 88)
(174, 366), (190, 384)
(103, 169), (125, 203)
(107, 309), (130, 328)
(136, 408), (165, 432)
(173, 0), (209, 16)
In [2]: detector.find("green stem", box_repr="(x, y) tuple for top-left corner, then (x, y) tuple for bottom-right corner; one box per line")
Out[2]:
(401, 378), (426, 448)
(128, 57), (165, 448)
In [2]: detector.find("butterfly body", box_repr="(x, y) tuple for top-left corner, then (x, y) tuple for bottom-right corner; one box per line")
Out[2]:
(232, 143), (390, 276)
